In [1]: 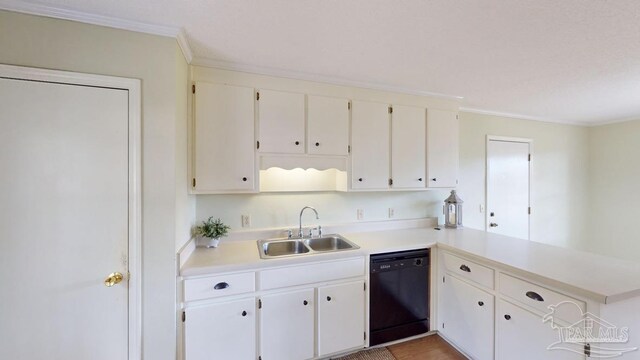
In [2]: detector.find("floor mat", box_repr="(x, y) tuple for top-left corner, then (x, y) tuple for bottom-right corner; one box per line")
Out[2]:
(332, 347), (396, 360)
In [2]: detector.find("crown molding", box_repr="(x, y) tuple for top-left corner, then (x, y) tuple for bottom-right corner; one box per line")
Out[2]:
(176, 29), (193, 64)
(459, 107), (595, 126)
(191, 56), (464, 102)
(0, 0), (194, 63)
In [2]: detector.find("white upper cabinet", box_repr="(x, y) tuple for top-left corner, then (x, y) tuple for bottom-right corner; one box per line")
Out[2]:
(258, 89), (305, 154)
(391, 105), (426, 189)
(307, 95), (350, 156)
(350, 101), (390, 190)
(426, 109), (459, 188)
(193, 82), (255, 193)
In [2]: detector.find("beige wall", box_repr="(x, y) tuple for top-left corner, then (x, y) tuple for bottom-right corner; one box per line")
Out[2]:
(0, 10), (185, 359)
(458, 112), (591, 250)
(586, 119), (640, 262)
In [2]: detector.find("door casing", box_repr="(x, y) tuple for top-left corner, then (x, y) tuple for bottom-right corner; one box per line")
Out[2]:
(0, 63), (142, 360)
(485, 135), (532, 239)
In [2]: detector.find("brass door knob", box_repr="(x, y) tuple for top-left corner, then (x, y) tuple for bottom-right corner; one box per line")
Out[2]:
(104, 272), (124, 287)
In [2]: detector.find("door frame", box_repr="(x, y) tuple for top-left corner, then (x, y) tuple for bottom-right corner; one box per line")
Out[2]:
(485, 135), (532, 239)
(0, 64), (142, 360)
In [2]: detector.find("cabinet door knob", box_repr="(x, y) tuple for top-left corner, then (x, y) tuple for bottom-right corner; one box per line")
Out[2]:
(303, 300), (308, 306)
(214, 282), (229, 290)
(295, 141), (300, 145)
(526, 291), (545, 302)
(431, 178), (437, 181)
(326, 296), (332, 302)
(315, 142), (320, 146)
(459, 264), (471, 273)
(242, 177), (248, 182)
(358, 178), (363, 182)
(478, 301), (484, 306)
(418, 178), (423, 182)
(504, 314), (511, 320)
(241, 311), (247, 317)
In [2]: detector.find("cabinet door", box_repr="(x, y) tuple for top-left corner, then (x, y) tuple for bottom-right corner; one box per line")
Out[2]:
(497, 299), (584, 360)
(439, 274), (494, 360)
(317, 281), (365, 356)
(351, 101), (390, 190)
(307, 95), (350, 156)
(184, 298), (256, 360)
(391, 105), (426, 189)
(260, 288), (315, 360)
(426, 109), (458, 188)
(194, 82), (255, 192)
(258, 89), (305, 154)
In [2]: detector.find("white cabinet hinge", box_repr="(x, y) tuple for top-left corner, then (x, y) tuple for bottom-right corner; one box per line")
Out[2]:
(191, 84), (195, 94)
(348, 102), (351, 110)
(192, 178), (196, 188)
(528, 153), (531, 161)
(388, 106), (393, 114)
(256, 92), (260, 101)
(528, 207), (531, 215)
(182, 311), (186, 322)
(258, 299), (262, 309)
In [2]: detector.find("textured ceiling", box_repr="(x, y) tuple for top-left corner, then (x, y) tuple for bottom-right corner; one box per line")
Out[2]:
(4, 0), (640, 124)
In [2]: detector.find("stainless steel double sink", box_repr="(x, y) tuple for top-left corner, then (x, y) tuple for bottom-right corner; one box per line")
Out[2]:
(257, 234), (360, 259)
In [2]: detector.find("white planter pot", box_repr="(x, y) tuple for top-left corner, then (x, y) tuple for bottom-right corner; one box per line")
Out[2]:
(196, 237), (220, 248)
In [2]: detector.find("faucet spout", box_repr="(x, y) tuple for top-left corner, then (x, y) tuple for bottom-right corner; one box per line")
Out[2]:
(299, 206), (319, 238)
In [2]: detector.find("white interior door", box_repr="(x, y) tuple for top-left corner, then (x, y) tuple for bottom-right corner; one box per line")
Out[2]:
(0, 74), (132, 359)
(487, 138), (530, 239)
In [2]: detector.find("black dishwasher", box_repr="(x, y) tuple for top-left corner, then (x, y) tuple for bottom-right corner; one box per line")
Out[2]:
(369, 249), (429, 346)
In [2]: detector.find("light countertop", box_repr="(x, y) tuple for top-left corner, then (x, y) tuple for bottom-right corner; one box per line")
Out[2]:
(180, 226), (640, 304)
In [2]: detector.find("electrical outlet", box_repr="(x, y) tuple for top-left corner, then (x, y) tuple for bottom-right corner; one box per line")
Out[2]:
(241, 215), (251, 228)
(357, 209), (364, 220)
(388, 208), (395, 218)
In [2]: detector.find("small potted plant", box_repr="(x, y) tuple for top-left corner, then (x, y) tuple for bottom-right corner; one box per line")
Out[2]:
(194, 217), (230, 248)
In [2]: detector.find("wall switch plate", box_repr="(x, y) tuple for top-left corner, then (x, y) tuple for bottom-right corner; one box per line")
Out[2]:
(241, 215), (251, 228)
(388, 208), (395, 218)
(357, 209), (364, 220)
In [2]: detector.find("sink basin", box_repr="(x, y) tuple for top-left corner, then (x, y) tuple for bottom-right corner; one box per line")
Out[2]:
(261, 239), (310, 257)
(257, 234), (359, 259)
(304, 236), (357, 252)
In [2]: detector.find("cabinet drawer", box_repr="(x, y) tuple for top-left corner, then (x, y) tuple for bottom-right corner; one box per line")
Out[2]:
(184, 272), (255, 302)
(259, 257), (365, 290)
(443, 252), (494, 289)
(499, 273), (585, 325)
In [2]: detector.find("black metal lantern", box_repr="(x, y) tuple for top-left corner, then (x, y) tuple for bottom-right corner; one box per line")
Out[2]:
(444, 190), (463, 228)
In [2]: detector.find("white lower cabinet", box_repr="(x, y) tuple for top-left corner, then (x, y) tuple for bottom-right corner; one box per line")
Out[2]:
(496, 299), (584, 360)
(184, 297), (256, 360)
(317, 281), (365, 356)
(260, 288), (315, 360)
(440, 273), (494, 360)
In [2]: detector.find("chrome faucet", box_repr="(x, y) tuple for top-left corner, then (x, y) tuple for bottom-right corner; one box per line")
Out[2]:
(299, 206), (319, 238)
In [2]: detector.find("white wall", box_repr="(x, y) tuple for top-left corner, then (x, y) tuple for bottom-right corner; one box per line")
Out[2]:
(196, 191), (449, 231)
(458, 112), (591, 250)
(586, 119), (640, 262)
(0, 10), (185, 360)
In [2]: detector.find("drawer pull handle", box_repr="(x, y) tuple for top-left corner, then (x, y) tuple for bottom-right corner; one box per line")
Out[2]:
(213, 282), (229, 290)
(459, 264), (471, 272)
(504, 314), (511, 320)
(478, 301), (484, 306)
(526, 291), (544, 302)
(241, 311), (247, 317)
